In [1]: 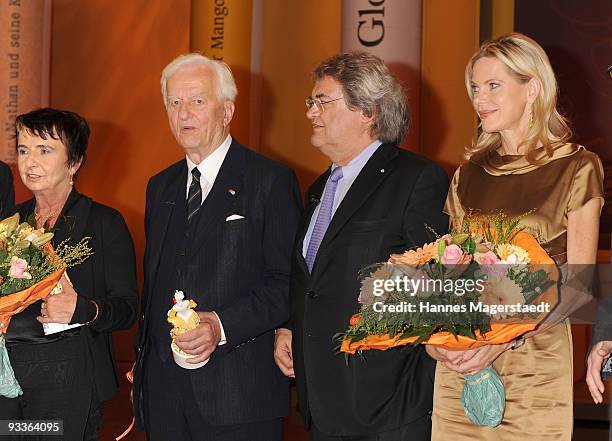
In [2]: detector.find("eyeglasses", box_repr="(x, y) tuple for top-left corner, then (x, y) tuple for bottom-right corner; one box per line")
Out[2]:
(305, 96), (343, 113)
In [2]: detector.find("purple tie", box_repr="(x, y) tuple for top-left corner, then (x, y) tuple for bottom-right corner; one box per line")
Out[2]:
(305, 167), (343, 273)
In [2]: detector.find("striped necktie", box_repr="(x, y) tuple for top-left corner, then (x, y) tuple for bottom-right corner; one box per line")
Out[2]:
(305, 167), (343, 273)
(187, 167), (202, 222)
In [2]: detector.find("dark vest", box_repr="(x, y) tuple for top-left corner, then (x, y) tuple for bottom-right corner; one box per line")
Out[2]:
(148, 193), (206, 360)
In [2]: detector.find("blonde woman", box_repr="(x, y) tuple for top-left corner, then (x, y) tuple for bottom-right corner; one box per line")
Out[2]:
(427, 33), (603, 440)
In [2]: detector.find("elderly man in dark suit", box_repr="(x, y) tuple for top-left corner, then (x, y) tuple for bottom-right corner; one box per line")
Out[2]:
(133, 53), (301, 441)
(274, 52), (449, 441)
(0, 161), (14, 218)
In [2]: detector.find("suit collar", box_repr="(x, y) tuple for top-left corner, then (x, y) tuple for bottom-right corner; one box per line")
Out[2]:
(147, 140), (248, 274)
(304, 143), (399, 276)
(182, 139), (246, 253)
(52, 189), (92, 246)
(146, 161), (186, 279)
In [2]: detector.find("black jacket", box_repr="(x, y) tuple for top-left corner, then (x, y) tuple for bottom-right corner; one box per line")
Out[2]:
(133, 140), (302, 428)
(0, 161), (14, 219)
(290, 143), (449, 437)
(15, 190), (138, 401)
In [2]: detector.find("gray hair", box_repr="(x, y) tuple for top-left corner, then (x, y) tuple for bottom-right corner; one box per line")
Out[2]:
(160, 53), (238, 105)
(313, 51), (409, 145)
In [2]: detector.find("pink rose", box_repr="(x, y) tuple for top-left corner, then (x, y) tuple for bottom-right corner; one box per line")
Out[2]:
(441, 245), (465, 265)
(439, 234), (452, 244)
(8, 256), (31, 279)
(475, 251), (506, 278)
(474, 251), (499, 265)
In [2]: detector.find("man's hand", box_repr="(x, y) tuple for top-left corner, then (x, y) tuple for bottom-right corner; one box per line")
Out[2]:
(37, 274), (78, 324)
(586, 341), (612, 403)
(175, 312), (222, 364)
(426, 343), (512, 375)
(274, 328), (295, 378)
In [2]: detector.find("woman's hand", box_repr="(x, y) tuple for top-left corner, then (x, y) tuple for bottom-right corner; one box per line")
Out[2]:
(426, 346), (465, 365)
(37, 273), (78, 324)
(427, 343), (512, 375)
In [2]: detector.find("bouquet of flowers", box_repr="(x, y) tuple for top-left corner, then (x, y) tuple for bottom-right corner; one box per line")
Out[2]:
(336, 213), (558, 427)
(0, 213), (93, 398)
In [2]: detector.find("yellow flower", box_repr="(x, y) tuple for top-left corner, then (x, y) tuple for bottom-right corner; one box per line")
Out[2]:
(18, 225), (34, 240)
(495, 244), (530, 265)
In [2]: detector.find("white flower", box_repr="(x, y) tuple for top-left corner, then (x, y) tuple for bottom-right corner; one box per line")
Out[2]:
(496, 244), (530, 265)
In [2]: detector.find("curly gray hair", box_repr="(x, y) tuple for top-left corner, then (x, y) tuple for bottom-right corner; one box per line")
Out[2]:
(313, 52), (410, 145)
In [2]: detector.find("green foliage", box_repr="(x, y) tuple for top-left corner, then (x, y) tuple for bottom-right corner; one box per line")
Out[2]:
(0, 215), (94, 297)
(337, 211), (555, 356)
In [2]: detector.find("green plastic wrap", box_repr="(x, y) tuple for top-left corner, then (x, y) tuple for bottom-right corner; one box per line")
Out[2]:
(0, 336), (22, 398)
(460, 364), (505, 427)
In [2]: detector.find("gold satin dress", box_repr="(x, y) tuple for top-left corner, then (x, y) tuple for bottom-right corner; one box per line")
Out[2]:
(432, 143), (604, 441)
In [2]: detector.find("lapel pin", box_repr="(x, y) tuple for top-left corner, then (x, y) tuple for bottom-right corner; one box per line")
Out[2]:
(228, 188), (236, 196)
(380, 168), (385, 173)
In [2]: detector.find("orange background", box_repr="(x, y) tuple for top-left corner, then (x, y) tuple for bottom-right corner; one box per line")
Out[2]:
(13, 0), (514, 359)
(7, 0), (596, 404)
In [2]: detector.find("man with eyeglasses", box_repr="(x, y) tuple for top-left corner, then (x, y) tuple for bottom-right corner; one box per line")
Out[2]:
(0, 161), (14, 219)
(133, 53), (301, 441)
(274, 52), (449, 440)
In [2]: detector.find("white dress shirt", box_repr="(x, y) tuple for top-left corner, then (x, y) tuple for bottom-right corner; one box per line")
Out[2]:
(302, 140), (382, 257)
(185, 134), (232, 345)
(185, 134), (232, 200)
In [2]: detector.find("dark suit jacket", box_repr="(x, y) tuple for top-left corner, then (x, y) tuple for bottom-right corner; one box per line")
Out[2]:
(0, 161), (14, 219)
(14, 190), (138, 401)
(290, 143), (449, 437)
(133, 140), (302, 429)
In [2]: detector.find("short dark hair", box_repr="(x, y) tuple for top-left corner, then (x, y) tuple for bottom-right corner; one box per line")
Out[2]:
(15, 108), (90, 171)
(313, 52), (410, 145)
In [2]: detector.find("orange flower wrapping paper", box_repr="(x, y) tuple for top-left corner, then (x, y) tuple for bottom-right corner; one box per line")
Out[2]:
(0, 267), (65, 334)
(341, 231), (558, 354)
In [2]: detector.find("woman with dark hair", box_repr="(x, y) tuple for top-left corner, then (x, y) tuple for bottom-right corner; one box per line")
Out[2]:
(427, 33), (603, 440)
(0, 108), (138, 440)
(0, 160), (15, 218)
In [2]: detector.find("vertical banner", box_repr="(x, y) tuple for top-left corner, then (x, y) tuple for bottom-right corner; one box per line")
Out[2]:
(341, 0), (422, 151)
(191, 0), (254, 149)
(248, 0), (263, 151)
(0, 0), (51, 164)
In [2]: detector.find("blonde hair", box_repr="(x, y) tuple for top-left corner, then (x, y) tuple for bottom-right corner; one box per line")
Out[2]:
(464, 33), (571, 161)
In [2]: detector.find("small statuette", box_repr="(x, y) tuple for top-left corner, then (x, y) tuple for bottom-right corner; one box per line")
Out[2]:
(167, 290), (208, 369)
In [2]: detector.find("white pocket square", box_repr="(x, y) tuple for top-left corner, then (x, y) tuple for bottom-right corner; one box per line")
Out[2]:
(225, 214), (245, 221)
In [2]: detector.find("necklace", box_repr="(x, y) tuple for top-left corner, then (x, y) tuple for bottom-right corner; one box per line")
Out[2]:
(34, 207), (59, 227)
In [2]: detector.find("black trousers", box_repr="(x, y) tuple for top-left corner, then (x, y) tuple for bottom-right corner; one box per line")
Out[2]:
(0, 334), (103, 441)
(309, 413), (432, 441)
(143, 346), (283, 441)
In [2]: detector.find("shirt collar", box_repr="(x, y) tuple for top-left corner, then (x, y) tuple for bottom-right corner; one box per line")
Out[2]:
(331, 139), (382, 179)
(185, 134), (232, 184)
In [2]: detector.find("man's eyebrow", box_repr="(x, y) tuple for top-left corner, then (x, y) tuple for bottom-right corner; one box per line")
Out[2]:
(314, 93), (330, 99)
